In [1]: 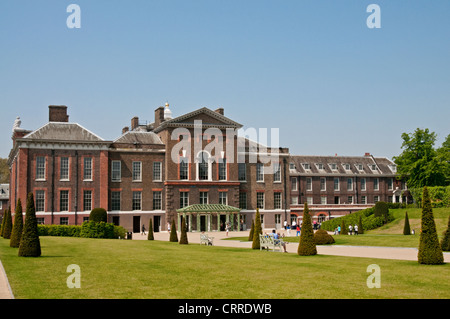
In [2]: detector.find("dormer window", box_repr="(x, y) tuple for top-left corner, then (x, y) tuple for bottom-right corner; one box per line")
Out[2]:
(302, 163), (311, 170)
(289, 163), (296, 170)
(356, 164), (364, 171)
(329, 163), (337, 171)
(344, 163), (351, 171)
(389, 164), (397, 173)
(316, 163), (324, 170)
(369, 164), (378, 171)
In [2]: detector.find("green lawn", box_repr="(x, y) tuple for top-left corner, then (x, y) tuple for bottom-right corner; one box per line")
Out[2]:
(0, 236), (449, 299)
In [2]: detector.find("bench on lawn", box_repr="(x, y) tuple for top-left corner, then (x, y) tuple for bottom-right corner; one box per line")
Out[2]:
(259, 234), (285, 252)
(200, 233), (214, 246)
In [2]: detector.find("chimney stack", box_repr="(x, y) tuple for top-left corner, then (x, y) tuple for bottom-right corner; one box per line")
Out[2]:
(154, 106), (165, 128)
(122, 126), (129, 134)
(131, 117), (139, 131)
(49, 105), (69, 122)
(215, 108), (224, 116)
(364, 152), (371, 157)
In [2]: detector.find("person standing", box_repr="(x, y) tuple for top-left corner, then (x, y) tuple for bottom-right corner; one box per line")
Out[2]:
(338, 225), (341, 235)
(296, 225), (301, 236)
(354, 224), (358, 235)
(141, 224), (146, 235)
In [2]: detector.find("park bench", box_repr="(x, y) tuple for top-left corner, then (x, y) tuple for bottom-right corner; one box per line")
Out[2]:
(200, 233), (214, 246)
(259, 234), (284, 252)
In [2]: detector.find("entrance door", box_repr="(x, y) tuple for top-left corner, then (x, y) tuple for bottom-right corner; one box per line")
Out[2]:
(200, 215), (206, 232)
(112, 216), (120, 226)
(275, 214), (281, 229)
(220, 215), (226, 231)
(133, 216), (141, 233)
(153, 216), (161, 233)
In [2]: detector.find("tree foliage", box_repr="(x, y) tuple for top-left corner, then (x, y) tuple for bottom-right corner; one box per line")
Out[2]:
(252, 209), (263, 249)
(10, 199), (24, 247)
(169, 219), (178, 242)
(393, 128), (449, 188)
(179, 217), (188, 245)
(18, 193), (41, 257)
(297, 203), (317, 256)
(440, 216), (450, 252)
(403, 211), (411, 235)
(418, 187), (444, 264)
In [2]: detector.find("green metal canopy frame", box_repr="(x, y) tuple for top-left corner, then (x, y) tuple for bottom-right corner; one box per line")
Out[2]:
(176, 204), (242, 232)
(176, 204), (240, 213)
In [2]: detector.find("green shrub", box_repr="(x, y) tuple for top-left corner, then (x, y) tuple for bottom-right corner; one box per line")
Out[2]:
(179, 217), (188, 245)
(418, 187), (444, 264)
(314, 229), (335, 245)
(252, 209), (262, 249)
(321, 208), (373, 232)
(358, 215), (364, 235)
(2, 208), (12, 239)
(18, 193), (41, 257)
(374, 202), (389, 221)
(148, 219), (154, 240)
(441, 216), (450, 252)
(38, 225), (81, 237)
(89, 208), (107, 223)
(297, 203), (317, 256)
(403, 212), (411, 235)
(80, 221), (115, 239)
(169, 219), (178, 242)
(10, 200), (24, 248)
(248, 220), (255, 241)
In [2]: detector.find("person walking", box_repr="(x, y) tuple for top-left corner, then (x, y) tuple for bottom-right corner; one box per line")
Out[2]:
(349, 224), (353, 235)
(354, 224), (358, 235)
(296, 225), (301, 236)
(225, 222), (231, 237)
(141, 224), (146, 236)
(338, 225), (341, 235)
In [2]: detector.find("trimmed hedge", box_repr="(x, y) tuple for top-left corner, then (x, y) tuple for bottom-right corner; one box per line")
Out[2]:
(314, 229), (335, 245)
(89, 208), (108, 223)
(38, 222), (126, 239)
(321, 205), (394, 233)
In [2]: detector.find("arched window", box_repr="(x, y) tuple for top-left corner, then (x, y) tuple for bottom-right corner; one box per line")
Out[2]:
(318, 214), (327, 223)
(197, 151), (211, 181)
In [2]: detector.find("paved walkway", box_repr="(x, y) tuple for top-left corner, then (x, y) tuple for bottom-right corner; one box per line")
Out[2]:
(135, 230), (450, 262)
(1, 230), (449, 299)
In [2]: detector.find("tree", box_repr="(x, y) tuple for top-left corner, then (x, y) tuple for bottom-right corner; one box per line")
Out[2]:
(18, 193), (41, 257)
(403, 211), (411, 235)
(418, 187), (444, 264)
(10, 199), (24, 247)
(169, 219), (178, 242)
(252, 209), (262, 249)
(0, 158), (10, 184)
(374, 201), (389, 223)
(436, 134), (450, 185)
(2, 208), (12, 239)
(0, 209), (6, 237)
(297, 203), (317, 256)
(248, 220), (255, 242)
(89, 208), (107, 223)
(147, 219), (154, 240)
(179, 216), (188, 245)
(440, 216), (450, 252)
(393, 128), (448, 188)
(358, 215), (364, 235)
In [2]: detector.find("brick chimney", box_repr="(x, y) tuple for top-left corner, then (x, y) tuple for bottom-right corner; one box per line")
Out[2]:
(131, 117), (139, 131)
(154, 106), (165, 128)
(122, 126), (129, 134)
(215, 108), (224, 116)
(49, 105), (69, 122)
(364, 152), (371, 157)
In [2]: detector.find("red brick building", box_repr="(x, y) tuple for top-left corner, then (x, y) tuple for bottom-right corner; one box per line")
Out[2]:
(7, 104), (404, 232)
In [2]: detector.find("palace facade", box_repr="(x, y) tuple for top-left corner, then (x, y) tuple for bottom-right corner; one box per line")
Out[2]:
(7, 105), (405, 232)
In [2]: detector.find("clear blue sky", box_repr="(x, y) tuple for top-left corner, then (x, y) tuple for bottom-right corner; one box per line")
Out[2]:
(0, 0), (449, 159)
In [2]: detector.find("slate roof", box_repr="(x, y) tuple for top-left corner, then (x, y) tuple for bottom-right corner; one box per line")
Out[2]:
(22, 122), (105, 142)
(177, 204), (241, 213)
(113, 131), (163, 145)
(289, 155), (397, 176)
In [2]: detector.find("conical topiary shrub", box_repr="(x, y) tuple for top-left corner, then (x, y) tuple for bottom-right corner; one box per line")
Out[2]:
(297, 203), (317, 256)
(248, 220), (255, 241)
(252, 209), (263, 249)
(358, 215), (364, 235)
(440, 216), (450, 252)
(0, 210), (6, 236)
(403, 211), (411, 235)
(418, 187), (444, 265)
(169, 219), (178, 242)
(18, 193), (41, 257)
(148, 219), (154, 240)
(2, 208), (12, 239)
(179, 217), (188, 245)
(10, 199), (24, 248)
(340, 219), (348, 235)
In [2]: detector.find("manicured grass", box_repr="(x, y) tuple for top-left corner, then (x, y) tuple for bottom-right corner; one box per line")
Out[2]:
(0, 236), (449, 299)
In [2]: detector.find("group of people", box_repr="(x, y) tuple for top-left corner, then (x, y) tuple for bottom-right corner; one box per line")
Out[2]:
(262, 230), (288, 253)
(334, 224), (359, 235)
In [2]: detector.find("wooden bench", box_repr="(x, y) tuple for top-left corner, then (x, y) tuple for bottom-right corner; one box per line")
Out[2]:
(259, 234), (284, 252)
(200, 234), (214, 246)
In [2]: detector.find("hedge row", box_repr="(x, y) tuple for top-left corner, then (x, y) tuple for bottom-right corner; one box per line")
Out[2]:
(409, 186), (450, 208)
(321, 206), (394, 232)
(38, 221), (126, 239)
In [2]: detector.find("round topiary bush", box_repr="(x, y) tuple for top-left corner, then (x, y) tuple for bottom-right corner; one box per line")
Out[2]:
(89, 208), (107, 223)
(314, 229), (335, 245)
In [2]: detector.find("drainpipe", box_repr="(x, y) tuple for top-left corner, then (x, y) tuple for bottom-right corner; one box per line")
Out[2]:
(51, 149), (55, 224)
(75, 150), (79, 225)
